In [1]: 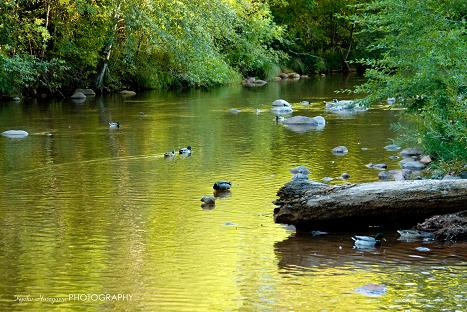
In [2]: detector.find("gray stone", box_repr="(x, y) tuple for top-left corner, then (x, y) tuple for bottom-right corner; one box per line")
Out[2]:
(332, 146), (348, 155)
(75, 88), (96, 96)
(400, 160), (426, 170)
(272, 99), (291, 107)
(322, 177), (334, 182)
(419, 155), (432, 164)
(366, 163), (388, 170)
(378, 171), (393, 180)
(290, 165), (311, 175)
(283, 115), (325, 126)
(120, 90), (136, 96)
(70, 92), (86, 99)
(400, 147), (423, 157)
(341, 173), (351, 180)
(1, 130), (29, 138)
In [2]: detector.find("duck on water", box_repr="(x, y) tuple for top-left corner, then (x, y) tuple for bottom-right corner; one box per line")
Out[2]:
(352, 233), (386, 248)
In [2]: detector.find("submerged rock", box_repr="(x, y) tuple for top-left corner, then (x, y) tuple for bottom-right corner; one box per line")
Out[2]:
(354, 284), (387, 297)
(384, 144), (401, 151)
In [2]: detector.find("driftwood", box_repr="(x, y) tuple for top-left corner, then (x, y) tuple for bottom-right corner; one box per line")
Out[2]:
(273, 179), (467, 231)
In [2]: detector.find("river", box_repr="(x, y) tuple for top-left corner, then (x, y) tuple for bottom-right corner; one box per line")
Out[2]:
(0, 75), (465, 311)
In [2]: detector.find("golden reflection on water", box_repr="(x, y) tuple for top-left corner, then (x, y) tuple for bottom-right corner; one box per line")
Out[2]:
(0, 76), (465, 311)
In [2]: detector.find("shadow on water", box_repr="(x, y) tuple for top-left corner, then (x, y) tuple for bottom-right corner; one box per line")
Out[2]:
(274, 232), (467, 271)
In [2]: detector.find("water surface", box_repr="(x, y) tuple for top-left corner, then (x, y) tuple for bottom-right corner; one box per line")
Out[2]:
(0, 76), (465, 311)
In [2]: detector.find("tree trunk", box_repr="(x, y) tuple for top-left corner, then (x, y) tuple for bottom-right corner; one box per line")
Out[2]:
(96, 4), (121, 91)
(273, 179), (467, 231)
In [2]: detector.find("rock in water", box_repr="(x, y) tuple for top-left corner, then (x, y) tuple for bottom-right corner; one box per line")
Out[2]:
(1, 130), (29, 138)
(400, 147), (423, 157)
(70, 92), (86, 99)
(290, 165), (310, 175)
(75, 88), (96, 96)
(120, 90), (136, 96)
(384, 144), (401, 151)
(332, 146), (348, 155)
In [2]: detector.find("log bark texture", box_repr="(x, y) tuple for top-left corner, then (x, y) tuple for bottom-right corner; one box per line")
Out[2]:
(273, 179), (467, 231)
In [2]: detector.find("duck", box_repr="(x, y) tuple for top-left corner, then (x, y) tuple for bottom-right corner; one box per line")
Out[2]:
(164, 150), (176, 158)
(109, 121), (120, 129)
(213, 181), (231, 191)
(397, 229), (434, 240)
(201, 195), (216, 206)
(179, 146), (192, 154)
(352, 233), (385, 248)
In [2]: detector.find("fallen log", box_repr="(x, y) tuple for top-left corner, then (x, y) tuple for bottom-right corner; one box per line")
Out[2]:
(273, 179), (467, 231)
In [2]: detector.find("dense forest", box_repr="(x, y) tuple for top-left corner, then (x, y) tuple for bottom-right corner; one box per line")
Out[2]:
(0, 0), (367, 95)
(0, 0), (465, 169)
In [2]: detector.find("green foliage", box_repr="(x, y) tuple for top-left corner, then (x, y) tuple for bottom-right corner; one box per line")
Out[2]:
(270, 0), (363, 72)
(353, 0), (467, 166)
(0, 0), (283, 94)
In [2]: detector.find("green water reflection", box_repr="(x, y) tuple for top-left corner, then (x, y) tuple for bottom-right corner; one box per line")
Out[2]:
(0, 76), (465, 311)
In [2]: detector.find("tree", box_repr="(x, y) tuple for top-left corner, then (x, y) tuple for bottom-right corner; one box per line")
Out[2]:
(353, 0), (466, 167)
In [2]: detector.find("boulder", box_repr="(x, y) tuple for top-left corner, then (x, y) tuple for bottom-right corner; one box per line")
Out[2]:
(272, 99), (291, 107)
(70, 92), (86, 99)
(279, 73), (289, 79)
(288, 73), (300, 79)
(282, 115), (325, 126)
(300, 75), (309, 79)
